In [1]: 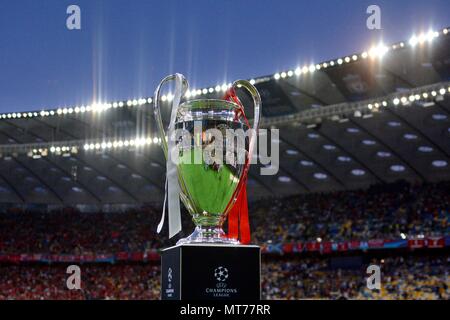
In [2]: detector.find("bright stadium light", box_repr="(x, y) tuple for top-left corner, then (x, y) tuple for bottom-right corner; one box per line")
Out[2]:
(280, 72), (287, 78)
(369, 43), (388, 58)
(409, 35), (418, 47)
(294, 67), (301, 75)
(274, 73), (280, 80)
(287, 70), (294, 77)
(427, 30), (438, 42)
(439, 88), (446, 95)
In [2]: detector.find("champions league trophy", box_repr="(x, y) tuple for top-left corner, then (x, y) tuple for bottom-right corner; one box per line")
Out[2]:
(155, 74), (261, 300)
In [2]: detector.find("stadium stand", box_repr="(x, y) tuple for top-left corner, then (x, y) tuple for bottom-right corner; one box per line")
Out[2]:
(0, 27), (449, 300)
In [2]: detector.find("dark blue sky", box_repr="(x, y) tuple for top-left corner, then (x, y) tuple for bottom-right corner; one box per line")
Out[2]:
(0, 0), (449, 113)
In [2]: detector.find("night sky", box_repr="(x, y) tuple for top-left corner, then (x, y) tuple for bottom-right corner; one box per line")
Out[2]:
(0, 0), (449, 113)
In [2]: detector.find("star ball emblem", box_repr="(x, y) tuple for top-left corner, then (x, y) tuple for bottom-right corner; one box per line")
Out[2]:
(214, 266), (229, 282)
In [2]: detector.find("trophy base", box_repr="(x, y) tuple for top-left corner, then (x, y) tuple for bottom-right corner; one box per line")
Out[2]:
(176, 226), (240, 245)
(161, 243), (261, 300)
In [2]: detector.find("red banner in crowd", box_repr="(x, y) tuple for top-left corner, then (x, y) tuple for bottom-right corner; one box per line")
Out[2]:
(283, 243), (294, 253)
(427, 237), (445, 248)
(321, 242), (332, 254)
(408, 239), (425, 249)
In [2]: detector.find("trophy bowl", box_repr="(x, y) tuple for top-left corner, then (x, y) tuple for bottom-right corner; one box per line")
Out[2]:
(154, 74), (261, 245)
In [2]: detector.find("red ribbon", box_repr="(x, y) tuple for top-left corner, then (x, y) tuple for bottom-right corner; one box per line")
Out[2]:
(222, 88), (251, 244)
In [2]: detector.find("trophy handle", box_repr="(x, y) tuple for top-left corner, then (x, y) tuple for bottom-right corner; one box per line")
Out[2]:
(231, 80), (262, 157)
(153, 73), (189, 159)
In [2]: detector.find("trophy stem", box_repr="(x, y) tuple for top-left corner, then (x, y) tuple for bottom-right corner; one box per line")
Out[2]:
(176, 226), (240, 245)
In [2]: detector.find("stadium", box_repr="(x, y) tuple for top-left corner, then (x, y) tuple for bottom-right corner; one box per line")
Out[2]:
(0, 13), (449, 300)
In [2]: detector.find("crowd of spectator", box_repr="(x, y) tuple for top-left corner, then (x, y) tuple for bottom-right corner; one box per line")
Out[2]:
(0, 255), (447, 300)
(262, 255), (449, 300)
(251, 180), (449, 244)
(0, 207), (165, 254)
(0, 180), (448, 300)
(0, 264), (159, 300)
(0, 180), (447, 255)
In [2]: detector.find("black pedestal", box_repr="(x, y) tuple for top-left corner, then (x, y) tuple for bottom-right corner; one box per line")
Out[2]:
(161, 244), (260, 300)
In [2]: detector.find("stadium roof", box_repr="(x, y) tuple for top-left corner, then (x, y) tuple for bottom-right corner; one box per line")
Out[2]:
(0, 27), (449, 205)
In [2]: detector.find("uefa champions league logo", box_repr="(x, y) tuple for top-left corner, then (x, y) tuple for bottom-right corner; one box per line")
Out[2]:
(214, 266), (229, 282)
(205, 266), (237, 297)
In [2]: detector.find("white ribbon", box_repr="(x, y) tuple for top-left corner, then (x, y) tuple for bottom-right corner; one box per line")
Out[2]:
(157, 73), (183, 238)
